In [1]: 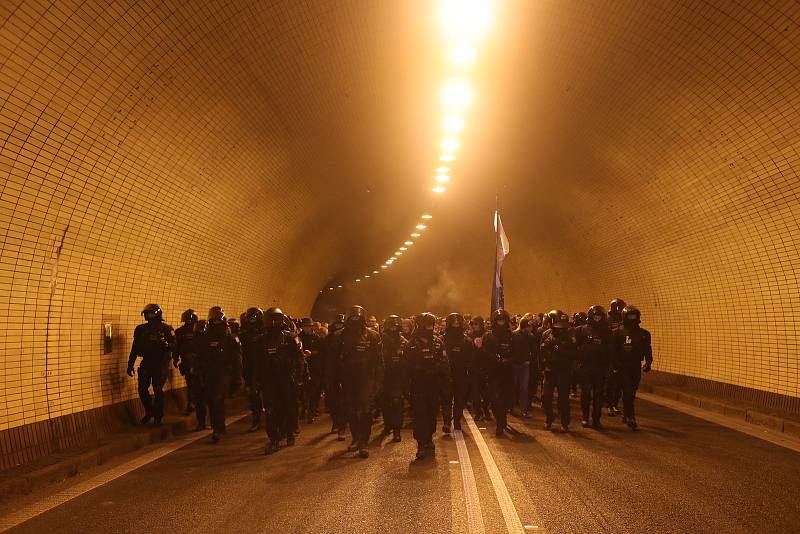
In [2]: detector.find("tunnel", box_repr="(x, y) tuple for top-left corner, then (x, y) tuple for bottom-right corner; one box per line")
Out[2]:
(0, 1), (799, 532)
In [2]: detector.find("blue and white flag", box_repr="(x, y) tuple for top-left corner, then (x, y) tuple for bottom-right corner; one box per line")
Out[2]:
(491, 210), (510, 314)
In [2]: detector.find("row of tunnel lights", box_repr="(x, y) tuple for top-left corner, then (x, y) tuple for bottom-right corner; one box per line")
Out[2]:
(321, 1), (493, 294)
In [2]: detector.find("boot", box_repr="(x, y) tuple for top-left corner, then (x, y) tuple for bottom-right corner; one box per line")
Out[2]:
(265, 441), (280, 455)
(392, 430), (402, 443)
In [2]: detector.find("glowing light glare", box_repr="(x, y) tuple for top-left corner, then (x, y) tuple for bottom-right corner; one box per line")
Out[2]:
(442, 116), (465, 133)
(355, 279), (361, 282)
(404, 241), (414, 245)
(441, 80), (473, 110)
(416, 224), (427, 229)
(436, 166), (451, 173)
(441, 138), (460, 152)
(411, 233), (421, 237)
(381, 265), (388, 269)
(440, 154), (456, 162)
(373, 270), (379, 274)
(435, 174), (451, 182)
(364, 275), (370, 278)
(328, 287), (334, 290)
(337, 285), (343, 288)
(433, 185), (447, 193)
(394, 252), (403, 256)
(449, 46), (477, 65)
(439, 0), (493, 42)
(421, 214), (433, 219)
(399, 247), (408, 251)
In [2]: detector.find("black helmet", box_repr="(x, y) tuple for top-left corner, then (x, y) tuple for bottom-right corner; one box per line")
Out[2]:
(587, 305), (607, 325)
(491, 309), (511, 329)
(194, 319), (207, 335)
(227, 318), (240, 334)
(300, 317), (314, 327)
(446, 313), (464, 330)
(330, 318), (345, 333)
(610, 298), (626, 315)
(245, 307), (264, 326)
(265, 307), (285, 329)
(207, 306), (226, 326)
(418, 312), (437, 331)
(180, 308), (197, 324)
(142, 303), (163, 322)
(383, 315), (401, 333)
(572, 312), (588, 326)
(335, 313), (346, 323)
(622, 305), (641, 325)
(548, 309), (570, 330)
(347, 305), (366, 326)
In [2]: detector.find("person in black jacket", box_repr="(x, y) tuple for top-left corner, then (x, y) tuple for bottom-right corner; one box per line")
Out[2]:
(174, 309), (199, 415)
(606, 298), (626, 416)
(468, 316), (491, 421)
(612, 306), (653, 430)
(299, 317), (324, 424)
(324, 318), (347, 440)
(407, 313), (449, 460)
(240, 307), (267, 432)
(196, 307), (242, 443)
(540, 310), (578, 432)
(443, 313), (472, 431)
(333, 305), (383, 459)
(575, 305), (612, 429)
(380, 315), (408, 443)
(510, 317), (535, 418)
(258, 307), (304, 454)
(483, 309), (514, 436)
(127, 304), (176, 427)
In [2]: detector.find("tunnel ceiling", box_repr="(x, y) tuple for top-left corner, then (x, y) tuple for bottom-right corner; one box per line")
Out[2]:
(1, 0), (799, 429)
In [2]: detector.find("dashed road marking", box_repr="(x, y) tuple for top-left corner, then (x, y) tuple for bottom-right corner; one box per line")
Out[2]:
(463, 413), (526, 534)
(454, 428), (486, 534)
(0, 414), (247, 533)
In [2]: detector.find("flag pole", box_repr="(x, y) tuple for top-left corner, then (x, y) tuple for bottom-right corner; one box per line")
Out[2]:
(491, 191), (500, 316)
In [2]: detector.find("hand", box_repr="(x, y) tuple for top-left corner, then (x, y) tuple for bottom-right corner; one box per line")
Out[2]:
(474, 337), (483, 349)
(126, 367), (135, 377)
(642, 363), (651, 373)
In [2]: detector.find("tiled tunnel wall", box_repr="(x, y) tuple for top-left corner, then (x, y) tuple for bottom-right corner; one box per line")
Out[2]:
(1, 0), (799, 442)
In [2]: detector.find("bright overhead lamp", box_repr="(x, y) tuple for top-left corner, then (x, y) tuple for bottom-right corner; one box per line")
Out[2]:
(442, 115), (465, 134)
(364, 275), (370, 278)
(411, 232), (421, 237)
(433, 186), (447, 193)
(337, 285), (343, 288)
(441, 138), (460, 152)
(416, 224), (427, 229)
(440, 154), (456, 162)
(435, 174), (451, 182)
(394, 251), (403, 256)
(421, 214), (433, 219)
(404, 241), (414, 245)
(436, 166), (450, 173)
(441, 80), (473, 110)
(328, 287), (334, 290)
(399, 247), (408, 251)
(381, 265), (388, 269)
(373, 270), (379, 274)
(355, 279), (361, 282)
(439, 0), (493, 42)
(449, 46), (477, 65)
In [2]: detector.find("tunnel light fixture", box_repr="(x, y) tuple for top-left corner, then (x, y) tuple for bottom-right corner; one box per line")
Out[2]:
(440, 154), (456, 162)
(373, 270), (379, 274)
(328, 287), (334, 290)
(449, 46), (477, 65)
(411, 232), (421, 237)
(416, 224), (427, 229)
(442, 116), (465, 134)
(439, 0), (493, 43)
(355, 279), (361, 282)
(441, 137), (461, 152)
(337, 285), (343, 288)
(364, 275), (370, 278)
(404, 241), (414, 246)
(435, 174), (451, 182)
(394, 251), (403, 256)
(421, 214), (433, 219)
(432, 185), (447, 193)
(441, 80), (473, 110)
(381, 265), (388, 269)
(435, 166), (451, 174)
(399, 247), (408, 251)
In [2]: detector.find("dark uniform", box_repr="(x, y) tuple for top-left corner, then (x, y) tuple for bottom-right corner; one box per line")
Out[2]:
(406, 313), (449, 460)
(335, 306), (382, 458)
(299, 319), (324, 423)
(240, 307), (267, 432)
(484, 309), (514, 436)
(510, 318), (535, 417)
(196, 307), (242, 442)
(611, 306), (653, 429)
(606, 298), (626, 416)
(443, 313), (472, 431)
(575, 306), (612, 428)
(527, 315), (543, 407)
(324, 319), (348, 439)
(380, 315), (408, 442)
(258, 308), (305, 454)
(468, 316), (491, 421)
(540, 310), (578, 431)
(127, 304), (176, 426)
(174, 309), (199, 415)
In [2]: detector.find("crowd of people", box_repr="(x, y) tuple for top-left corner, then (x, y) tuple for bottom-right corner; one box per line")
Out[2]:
(127, 299), (653, 460)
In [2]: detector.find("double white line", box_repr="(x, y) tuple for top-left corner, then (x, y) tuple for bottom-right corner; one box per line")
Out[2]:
(453, 412), (531, 534)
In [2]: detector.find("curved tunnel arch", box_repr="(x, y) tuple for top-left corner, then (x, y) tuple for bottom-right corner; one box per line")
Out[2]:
(1, 0), (799, 431)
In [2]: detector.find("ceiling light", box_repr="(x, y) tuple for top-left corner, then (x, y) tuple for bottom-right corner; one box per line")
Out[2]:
(435, 174), (451, 182)
(442, 116), (464, 134)
(400, 247), (408, 251)
(441, 80), (473, 110)
(433, 186), (447, 193)
(449, 46), (477, 65)
(416, 224), (427, 229)
(337, 285), (343, 288)
(436, 166), (450, 173)
(395, 251), (403, 256)
(411, 233), (421, 237)
(355, 279), (361, 282)
(421, 214), (433, 219)
(373, 270), (379, 274)
(439, 0), (493, 42)
(381, 265), (388, 269)
(328, 287), (334, 290)
(404, 241), (414, 245)
(364, 275), (370, 278)
(441, 138), (460, 152)
(440, 154), (456, 162)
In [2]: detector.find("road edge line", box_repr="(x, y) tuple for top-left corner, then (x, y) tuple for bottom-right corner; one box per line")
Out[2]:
(454, 429), (487, 534)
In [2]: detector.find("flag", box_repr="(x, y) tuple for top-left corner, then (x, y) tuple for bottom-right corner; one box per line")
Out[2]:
(491, 209), (510, 314)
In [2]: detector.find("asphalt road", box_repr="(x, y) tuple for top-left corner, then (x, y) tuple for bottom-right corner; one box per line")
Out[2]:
(3, 398), (799, 534)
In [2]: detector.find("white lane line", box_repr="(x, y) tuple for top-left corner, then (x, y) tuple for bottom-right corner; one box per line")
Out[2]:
(638, 393), (800, 454)
(454, 429), (486, 534)
(463, 413), (526, 534)
(0, 414), (247, 533)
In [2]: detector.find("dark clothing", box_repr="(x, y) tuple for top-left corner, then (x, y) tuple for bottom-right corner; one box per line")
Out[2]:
(468, 333), (491, 419)
(612, 325), (653, 419)
(406, 333), (449, 447)
(483, 328), (514, 433)
(240, 326), (268, 426)
(380, 333), (408, 433)
(299, 331), (324, 418)
(540, 328), (578, 427)
(129, 321), (176, 421)
(510, 329), (534, 411)
(256, 329), (304, 442)
(443, 330), (472, 429)
(334, 327), (383, 449)
(196, 325), (242, 434)
(323, 331), (347, 432)
(576, 324), (612, 423)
